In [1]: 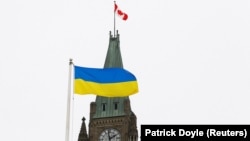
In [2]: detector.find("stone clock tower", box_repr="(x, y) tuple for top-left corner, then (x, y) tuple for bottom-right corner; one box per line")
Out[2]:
(78, 31), (138, 141)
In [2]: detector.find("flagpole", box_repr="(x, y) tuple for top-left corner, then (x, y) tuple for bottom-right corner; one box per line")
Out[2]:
(114, 1), (116, 37)
(65, 58), (73, 141)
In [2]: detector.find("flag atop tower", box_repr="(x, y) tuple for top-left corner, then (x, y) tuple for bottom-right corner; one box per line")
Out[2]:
(114, 3), (128, 21)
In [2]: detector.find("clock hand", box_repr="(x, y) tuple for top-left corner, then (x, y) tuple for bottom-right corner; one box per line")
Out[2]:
(108, 129), (112, 141)
(110, 134), (117, 139)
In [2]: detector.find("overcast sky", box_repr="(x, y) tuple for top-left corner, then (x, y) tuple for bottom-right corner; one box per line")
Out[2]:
(1, 0), (250, 141)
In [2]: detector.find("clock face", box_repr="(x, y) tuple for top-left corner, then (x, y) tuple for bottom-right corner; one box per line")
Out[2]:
(99, 128), (121, 141)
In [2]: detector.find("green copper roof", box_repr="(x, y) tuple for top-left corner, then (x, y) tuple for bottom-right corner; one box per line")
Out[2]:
(93, 31), (129, 118)
(104, 32), (123, 68)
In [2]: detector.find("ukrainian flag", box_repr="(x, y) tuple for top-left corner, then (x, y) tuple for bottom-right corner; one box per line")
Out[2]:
(74, 66), (138, 97)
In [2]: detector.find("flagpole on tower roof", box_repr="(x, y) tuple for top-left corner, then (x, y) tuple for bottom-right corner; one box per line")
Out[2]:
(114, 1), (116, 37)
(113, 1), (128, 37)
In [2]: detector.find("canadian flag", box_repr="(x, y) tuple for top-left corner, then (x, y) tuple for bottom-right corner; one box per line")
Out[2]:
(114, 3), (128, 21)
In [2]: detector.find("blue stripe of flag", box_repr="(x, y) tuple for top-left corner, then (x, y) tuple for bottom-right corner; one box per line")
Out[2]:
(74, 66), (136, 83)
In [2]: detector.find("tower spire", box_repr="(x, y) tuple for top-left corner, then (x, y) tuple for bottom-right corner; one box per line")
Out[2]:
(78, 32), (138, 141)
(78, 117), (88, 141)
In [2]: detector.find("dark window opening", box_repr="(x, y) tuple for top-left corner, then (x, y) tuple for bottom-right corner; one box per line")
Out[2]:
(114, 102), (119, 110)
(102, 103), (106, 111)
